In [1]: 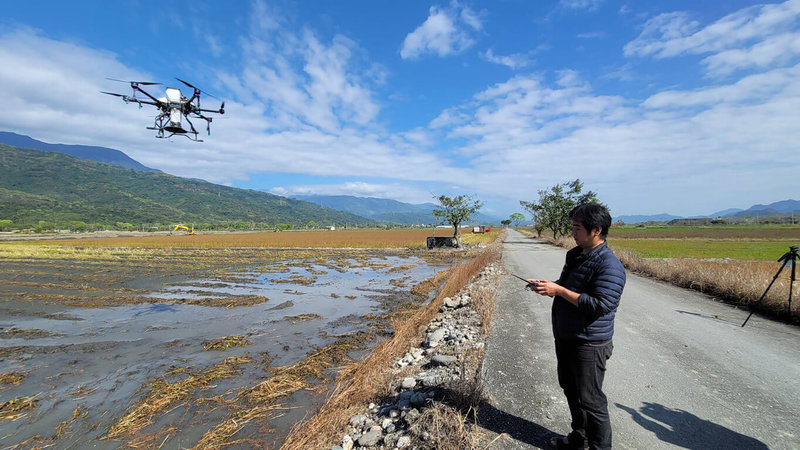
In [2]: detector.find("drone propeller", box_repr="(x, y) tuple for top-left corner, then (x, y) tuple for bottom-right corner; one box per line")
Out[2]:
(106, 78), (161, 86)
(100, 91), (125, 97)
(175, 77), (220, 100)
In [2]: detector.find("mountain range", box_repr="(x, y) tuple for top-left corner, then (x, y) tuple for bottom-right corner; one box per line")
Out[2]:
(1, 132), (796, 227)
(0, 131), (159, 172)
(0, 143), (371, 227)
(615, 199), (800, 224)
(291, 195), (503, 226)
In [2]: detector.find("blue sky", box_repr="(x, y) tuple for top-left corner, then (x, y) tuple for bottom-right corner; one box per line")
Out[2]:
(1, 0), (798, 218)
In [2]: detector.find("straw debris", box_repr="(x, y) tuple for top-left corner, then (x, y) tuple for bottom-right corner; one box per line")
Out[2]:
(1, 395), (37, 422)
(203, 335), (253, 351)
(104, 356), (251, 440)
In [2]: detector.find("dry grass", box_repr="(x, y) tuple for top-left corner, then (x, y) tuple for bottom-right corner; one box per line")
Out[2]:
(0, 395), (37, 422)
(538, 235), (798, 320)
(194, 331), (369, 448)
(280, 238), (501, 449)
(9, 229), (439, 249)
(0, 372), (26, 386)
(203, 335), (253, 351)
(614, 249), (797, 318)
(411, 404), (478, 449)
(104, 356), (251, 440)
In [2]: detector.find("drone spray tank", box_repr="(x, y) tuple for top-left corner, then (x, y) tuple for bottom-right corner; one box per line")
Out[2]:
(163, 87), (188, 134)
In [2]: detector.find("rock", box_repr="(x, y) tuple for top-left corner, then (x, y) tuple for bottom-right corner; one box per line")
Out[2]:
(443, 297), (460, 308)
(405, 408), (421, 423)
(349, 415), (367, 427)
(342, 435), (354, 450)
(357, 430), (382, 447)
(426, 328), (447, 347)
(401, 377), (416, 389)
(397, 435), (411, 448)
(410, 347), (424, 359)
(382, 418), (394, 430)
(331, 446), (343, 450)
(430, 354), (457, 366)
(421, 374), (442, 387)
(383, 432), (399, 447)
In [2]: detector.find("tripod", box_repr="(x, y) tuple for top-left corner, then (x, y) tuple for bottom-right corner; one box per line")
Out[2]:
(742, 245), (798, 327)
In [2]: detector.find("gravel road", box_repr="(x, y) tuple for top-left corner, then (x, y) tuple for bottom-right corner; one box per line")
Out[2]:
(479, 230), (800, 449)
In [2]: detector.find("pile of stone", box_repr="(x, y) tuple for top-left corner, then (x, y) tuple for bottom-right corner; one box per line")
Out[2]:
(331, 263), (500, 450)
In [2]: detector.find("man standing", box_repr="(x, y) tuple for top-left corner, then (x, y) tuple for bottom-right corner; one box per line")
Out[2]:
(528, 203), (626, 450)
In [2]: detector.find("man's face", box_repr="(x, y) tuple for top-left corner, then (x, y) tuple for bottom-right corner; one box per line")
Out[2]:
(571, 219), (601, 249)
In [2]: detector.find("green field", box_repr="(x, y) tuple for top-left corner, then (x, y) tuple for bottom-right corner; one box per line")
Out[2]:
(601, 225), (800, 261)
(608, 239), (798, 261)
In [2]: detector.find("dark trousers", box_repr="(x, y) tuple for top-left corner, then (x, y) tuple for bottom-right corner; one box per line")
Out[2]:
(555, 339), (614, 450)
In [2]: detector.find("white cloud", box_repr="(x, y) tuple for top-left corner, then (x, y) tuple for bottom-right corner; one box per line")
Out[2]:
(270, 182), (434, 204)
(624, 0), (800, 76)
(481, 49), (532, 70)
(560, 0), (604, 11)
(424, 62), (800, 215)
(577, 31), (606, 39)
(400, 3), (484, 59)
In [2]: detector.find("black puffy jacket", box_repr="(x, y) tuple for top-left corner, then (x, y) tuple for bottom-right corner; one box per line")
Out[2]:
(552, 242), (626, 342)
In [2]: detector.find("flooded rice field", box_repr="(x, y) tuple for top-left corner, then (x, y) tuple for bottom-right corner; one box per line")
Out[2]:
(0, 245), (457, 448)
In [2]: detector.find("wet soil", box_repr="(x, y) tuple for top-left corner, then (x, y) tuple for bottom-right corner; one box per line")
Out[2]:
(0, 246), (458, 448)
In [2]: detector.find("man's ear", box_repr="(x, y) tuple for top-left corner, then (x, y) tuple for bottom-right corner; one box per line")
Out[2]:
(591, 227), (602, 238)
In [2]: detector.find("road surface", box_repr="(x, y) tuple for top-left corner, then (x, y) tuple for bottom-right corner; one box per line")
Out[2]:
(479, 230), (800, 449)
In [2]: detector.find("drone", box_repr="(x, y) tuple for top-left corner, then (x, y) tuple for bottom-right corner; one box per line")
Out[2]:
(102, 78), (225, 142)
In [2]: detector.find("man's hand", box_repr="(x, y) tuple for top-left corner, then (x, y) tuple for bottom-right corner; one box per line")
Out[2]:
(528, 279), (561, 297)
(527, 279), (581, 307)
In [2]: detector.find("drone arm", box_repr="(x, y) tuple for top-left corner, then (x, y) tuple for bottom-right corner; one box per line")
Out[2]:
(133, 86), (164, 105)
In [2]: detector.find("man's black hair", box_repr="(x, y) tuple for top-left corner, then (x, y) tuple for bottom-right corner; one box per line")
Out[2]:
(569, 203), (611, 239)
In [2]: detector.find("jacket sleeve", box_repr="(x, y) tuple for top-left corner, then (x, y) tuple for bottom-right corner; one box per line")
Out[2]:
(577, 258), (626, 317)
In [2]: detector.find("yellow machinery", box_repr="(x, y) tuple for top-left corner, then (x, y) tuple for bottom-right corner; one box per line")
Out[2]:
(173, 224), (195, 235)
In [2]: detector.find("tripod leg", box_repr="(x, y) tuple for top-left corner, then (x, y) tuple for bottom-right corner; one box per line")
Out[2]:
(742, 263), (787, 327)
(789, 261), (796, 318)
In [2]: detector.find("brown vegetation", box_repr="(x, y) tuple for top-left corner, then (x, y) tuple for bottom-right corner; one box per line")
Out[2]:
(539, 235), (797, 321)
(280, 237), (502, 449)
(0, 395), (37, 422)
(16, 229), (440, 249)
(105, 356), (252, 440)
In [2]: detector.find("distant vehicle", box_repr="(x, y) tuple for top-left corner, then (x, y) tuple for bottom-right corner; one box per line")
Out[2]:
(173, 224), (194, 235)
(472, 225), (486, 233)
(102, 78), (225, 141)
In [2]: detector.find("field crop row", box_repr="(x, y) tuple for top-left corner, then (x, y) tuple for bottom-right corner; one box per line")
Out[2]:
(608, 239), (798, 261)
(609, 225), (800, 240)
(3, 229), (503, 250)
(9, 229), (436, 249)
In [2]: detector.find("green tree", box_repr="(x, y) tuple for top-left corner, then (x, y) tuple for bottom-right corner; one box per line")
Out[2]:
(0, 220), (13, 231)
(432, 194), (483, 246)
(510, 212), (525, 227)
(307, 220), (316, 229)
(501, 219), (512, 228)
(67, 221), (87, 232)
(520, 179), (600, 238)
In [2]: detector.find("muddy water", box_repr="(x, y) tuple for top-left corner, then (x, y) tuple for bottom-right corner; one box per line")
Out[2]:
(0, 252), (449, 448)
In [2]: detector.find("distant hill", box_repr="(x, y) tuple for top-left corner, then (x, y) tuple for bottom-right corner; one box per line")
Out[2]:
(0, 144), (372, 227)
(614, 213), (683, 224)
(732, 199), (800, 217)
(616, 200), (799, 224)
(0, 131), (159, 172)
(292, 195), (503, 225)
(708, 208), (743, 217)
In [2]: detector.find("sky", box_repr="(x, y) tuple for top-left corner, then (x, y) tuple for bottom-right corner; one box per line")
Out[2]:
(1, 0), (798, 218)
